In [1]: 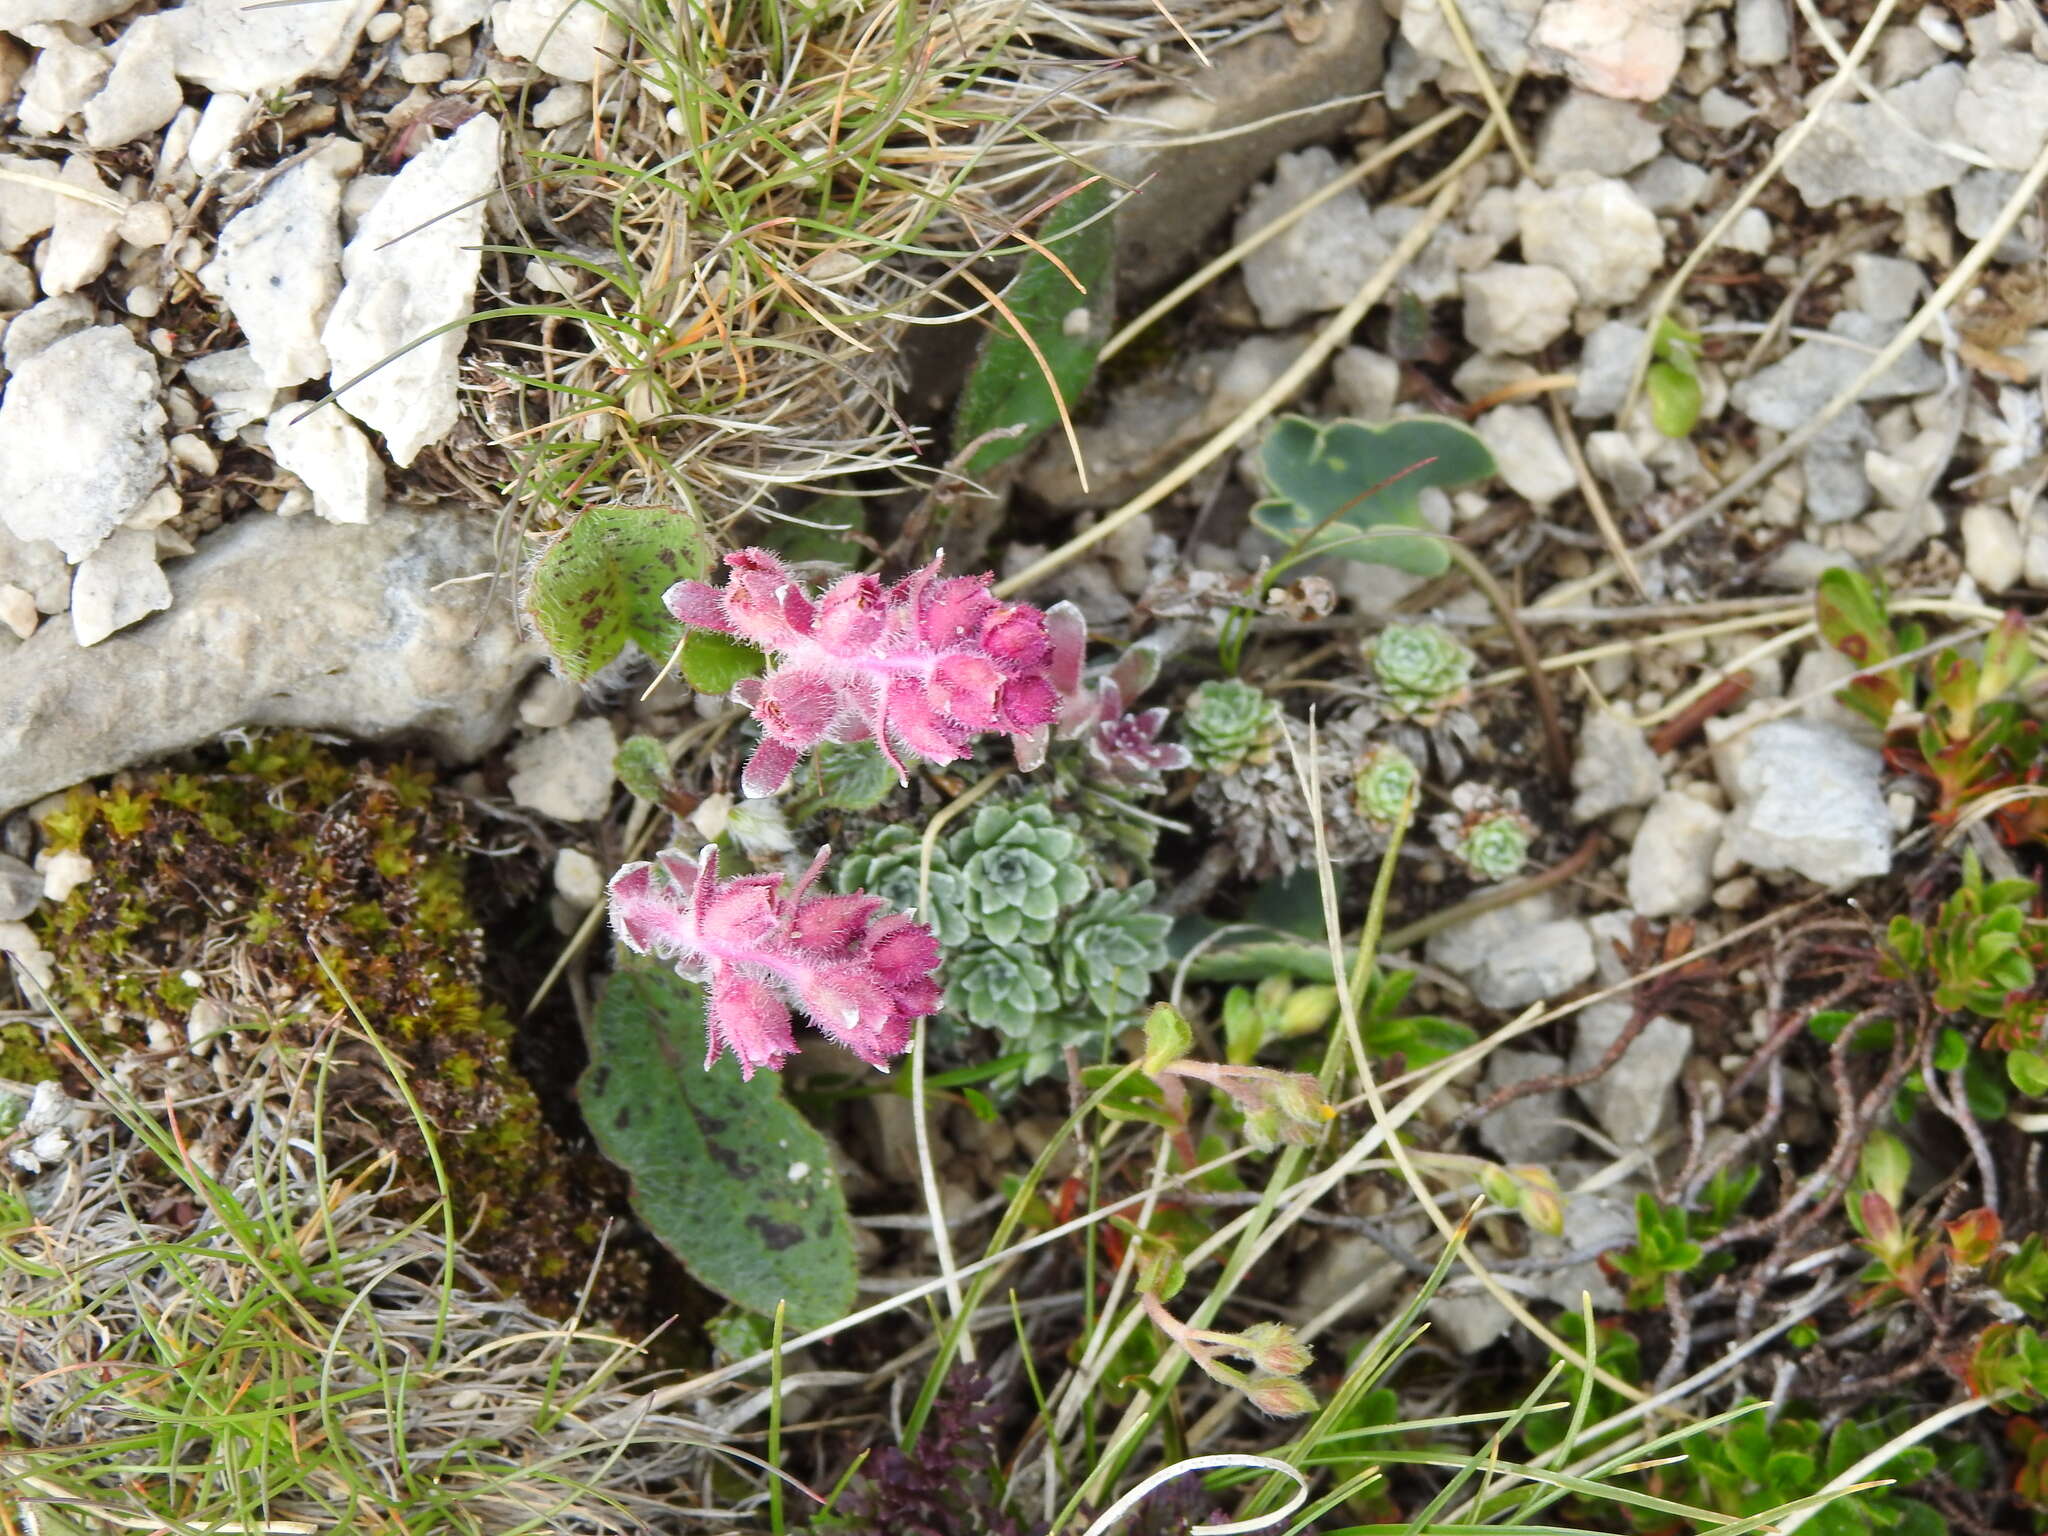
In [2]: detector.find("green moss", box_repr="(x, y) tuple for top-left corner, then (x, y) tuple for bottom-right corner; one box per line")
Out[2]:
(31, 732), (627, 1315)
(0, 1022), (60, 1084)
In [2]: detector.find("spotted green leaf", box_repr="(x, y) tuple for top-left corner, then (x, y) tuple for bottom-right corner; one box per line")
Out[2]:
(523, 506), (710, 680)
(581, 961), (856, 1329)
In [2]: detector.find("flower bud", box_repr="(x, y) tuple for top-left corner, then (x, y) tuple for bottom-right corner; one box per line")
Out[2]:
(1240, 1321), (1313, 1377)
(1243, 1375), (1318, 1418)
(1279, 984), (1339, 1039)
(1476, 1163), (1519, 1210)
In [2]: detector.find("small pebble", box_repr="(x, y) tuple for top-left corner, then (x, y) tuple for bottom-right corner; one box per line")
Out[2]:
(169, 432), (219, 476)
(126, 284), (164, 317)
(0, 585), (37, 640)
(553, 847), (604, 909)
(402, 2), (429, 50)
(399, 51), (451, 84)
(531, 82), (589, 129)
(116, 200), (175, 248)
(36, 849), (93, 903)
(367, 10), (403, 42)
(1712, 875), (1758, 911)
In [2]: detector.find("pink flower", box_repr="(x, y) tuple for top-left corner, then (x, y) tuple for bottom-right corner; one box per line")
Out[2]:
(665, 550), (1073, 796)
(608, 844), (942, 1077)
(1084, 679), (1194, 790)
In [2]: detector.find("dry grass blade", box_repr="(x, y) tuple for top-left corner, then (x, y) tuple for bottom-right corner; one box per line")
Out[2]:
(476, 1), (1290, 547)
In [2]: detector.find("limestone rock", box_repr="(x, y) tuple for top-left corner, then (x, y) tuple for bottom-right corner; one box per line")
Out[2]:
(208, 140), (359, 388)
(506, 717), (618, 821)
(36, 154), (125, 297)
(1961, 504), (2023, 595)
(1529, 0), (1689, 102)
(0, 506), (540, 814)
(1234, 146), (1388, 329)
(1626, 791), (1723, 918)
(1571, 708), (1663, 821)
(15, 29), (107, 137)
(1734, 0), (1791, 66)
(1953, 54), (2048, 173)
(0, 522), (67, 615)
(489, 0), (625, 81)
(1518, 177), (1662, 304)
(1721, 719), (1892, 888)
(1426, 892), (1596, 1010)
(1570, 320), (1646, 419)
(0, 325), (167, 562)
(186, 92), (258, 177)
(182, 347), (279, 437)
(1534, 90), (1662, 178)
(1781, 64), (1967, 207)
(0, 154), (61, 253)
(1400, 0), (1540, 73)
(82, 13), (183, 150)
(1476, 403), (1575, 506)
(1572, 1001), (1691, 1146)
(1461, 262), (1575, 355)
(0, 853), (39, 920)
(167, 0), (382, 94)
(1476, 1046), (1574, 1163)
(321, 115), (499, 466)
(0, 0), (129, 25)
(1091, 2), (1388, 292)
(68, 526), (169, 646)
(265, 403), (386, 524)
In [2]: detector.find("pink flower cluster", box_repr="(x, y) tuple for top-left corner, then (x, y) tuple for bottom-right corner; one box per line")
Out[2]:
(608, 844), (941, 1078)
(666, 550), (1069, 796)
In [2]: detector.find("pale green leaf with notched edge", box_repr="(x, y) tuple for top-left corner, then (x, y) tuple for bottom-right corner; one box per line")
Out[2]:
(614, 735), (671, 805)
(680, 630), (765, 695)
(524, 506), (711, 680)
(1251, 414), (1496, 576)
(581, 961), (856, 1329)
(952, 178), (1116, 478)
(809, 740), (896, 812)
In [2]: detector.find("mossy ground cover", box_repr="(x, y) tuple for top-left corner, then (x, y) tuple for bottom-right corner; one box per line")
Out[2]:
(27, 732), (679, 1322)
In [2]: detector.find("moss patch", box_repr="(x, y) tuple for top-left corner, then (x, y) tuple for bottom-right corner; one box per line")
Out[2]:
(32, 734), (638, 1317)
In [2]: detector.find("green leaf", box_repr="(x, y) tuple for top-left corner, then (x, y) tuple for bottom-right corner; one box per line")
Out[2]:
(807, 740), (897, 812)
(2010, 1049), (2048, 1098)
(1250, 414), (1495, 576)
(1646, 360), (1702, 437)
(1142, 1002), (1193, 1076)
(1814, 567), (1910, 725)
(580, 962), (857, 1329)
(523, 506), (710, 681)
(1966, 1049), (2011, 1123)
(614, 735), (671, 806)
(953, 177), (1116, 478)
(768, 491), (867, 566)
(680, 630), (766, 695)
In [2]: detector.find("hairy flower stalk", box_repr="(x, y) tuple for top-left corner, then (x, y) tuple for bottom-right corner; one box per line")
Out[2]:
(665, 549), (1068, 796)
(608, 844), (941, 1078)
(1139, 1291), (1317, 1418)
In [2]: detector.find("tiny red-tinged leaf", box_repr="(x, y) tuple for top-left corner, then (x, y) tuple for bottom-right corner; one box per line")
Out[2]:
(1948, 1207), (2003, 1269)
(1860, 1189), (1902, 1247)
